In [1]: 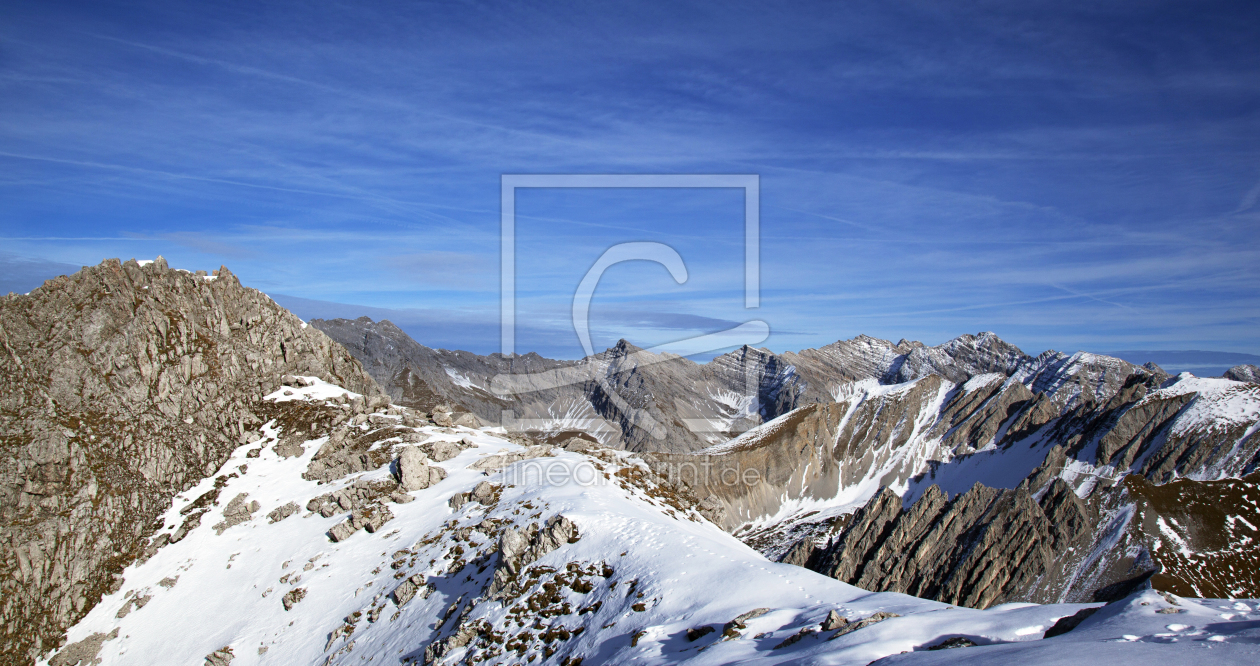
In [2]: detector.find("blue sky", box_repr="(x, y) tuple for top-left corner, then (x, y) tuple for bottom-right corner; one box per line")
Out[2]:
(2, 0), (1259, 360)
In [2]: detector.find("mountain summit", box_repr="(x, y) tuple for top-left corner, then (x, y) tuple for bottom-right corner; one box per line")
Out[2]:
(0, 258), (380, 663)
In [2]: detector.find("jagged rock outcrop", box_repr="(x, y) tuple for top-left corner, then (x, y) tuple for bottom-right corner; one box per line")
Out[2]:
(807, 476), (1096, 609)
(487, 515), (580, 599)
(1224, 364), (1260, 383)
(671, 364), (1258, 605)
(306, 477), (402, 519)
(756, 370), (1260, 606)
(0, 257), (381, 664)
(798, 463), (1260, 608)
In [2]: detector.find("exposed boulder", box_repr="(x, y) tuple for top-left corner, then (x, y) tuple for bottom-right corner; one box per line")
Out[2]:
(449, 480), (501, 510)
(471, 481), (496, 503)
(427, 439), (463, 462)
(281, 587), (306, 611)
(392, 573), (430, 607)
(821, 609), (847, 631)
(267, 502), (300, 523)
(722, 607), (770, 639)
(396, 447), (447, 492)
(1043, 607), (1099, 638)
(204, 645), (234, 665)
(828, 611), (899, 639)
(686, 626), (715, 641)
(328, 520), (357, 543)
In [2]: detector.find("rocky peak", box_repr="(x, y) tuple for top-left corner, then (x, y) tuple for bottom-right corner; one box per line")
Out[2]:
(1224, 364), (1260, 383)
(603, 338), (644, 358)
(0, 257), (380, 663)
(1143, 361), (1168, 376)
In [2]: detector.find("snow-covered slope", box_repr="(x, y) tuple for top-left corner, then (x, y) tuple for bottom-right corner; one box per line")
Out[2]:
(42, 379), (1260, 665)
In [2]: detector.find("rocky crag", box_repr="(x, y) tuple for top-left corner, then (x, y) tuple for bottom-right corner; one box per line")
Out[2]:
(0, 258), (381, 664)
(1225, 364), (1260, 383)
(670, 370), (1260, 607)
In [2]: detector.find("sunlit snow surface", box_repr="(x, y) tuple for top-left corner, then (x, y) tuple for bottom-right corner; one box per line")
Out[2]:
(44, 381), (1260, 665)
(1152, 374), (1260, 436)
(265, 376), (364, 403)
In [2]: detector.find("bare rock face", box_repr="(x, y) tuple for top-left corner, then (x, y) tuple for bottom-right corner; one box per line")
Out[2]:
(0, 258), (381, 663)
(487, 515), (579, 599)
(395, 447), (446, 492)
(808, 477), (1094, 609)
(397, 446), (431, 491)
(799, 461), (1260, 607)
(46, 628), (117, 666)
(690, 361), (1258, 606)
(1224, 364), (1260, 383)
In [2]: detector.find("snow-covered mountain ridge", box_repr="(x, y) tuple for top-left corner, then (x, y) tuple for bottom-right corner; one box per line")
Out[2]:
(43, 378), (1260, 665)
(661, 370), (1260, 609)
(311, 316), (1260, 610)
(311, 320), (1191, 456)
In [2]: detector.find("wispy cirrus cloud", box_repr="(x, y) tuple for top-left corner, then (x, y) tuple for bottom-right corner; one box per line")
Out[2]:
(0, 0), (1257, 357)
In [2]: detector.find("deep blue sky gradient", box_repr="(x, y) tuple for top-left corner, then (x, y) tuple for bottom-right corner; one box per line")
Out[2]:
(2, 1), (1258, 359)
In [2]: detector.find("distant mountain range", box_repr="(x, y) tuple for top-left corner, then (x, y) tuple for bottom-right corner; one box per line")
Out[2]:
(1104, 350), (1260, 377)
